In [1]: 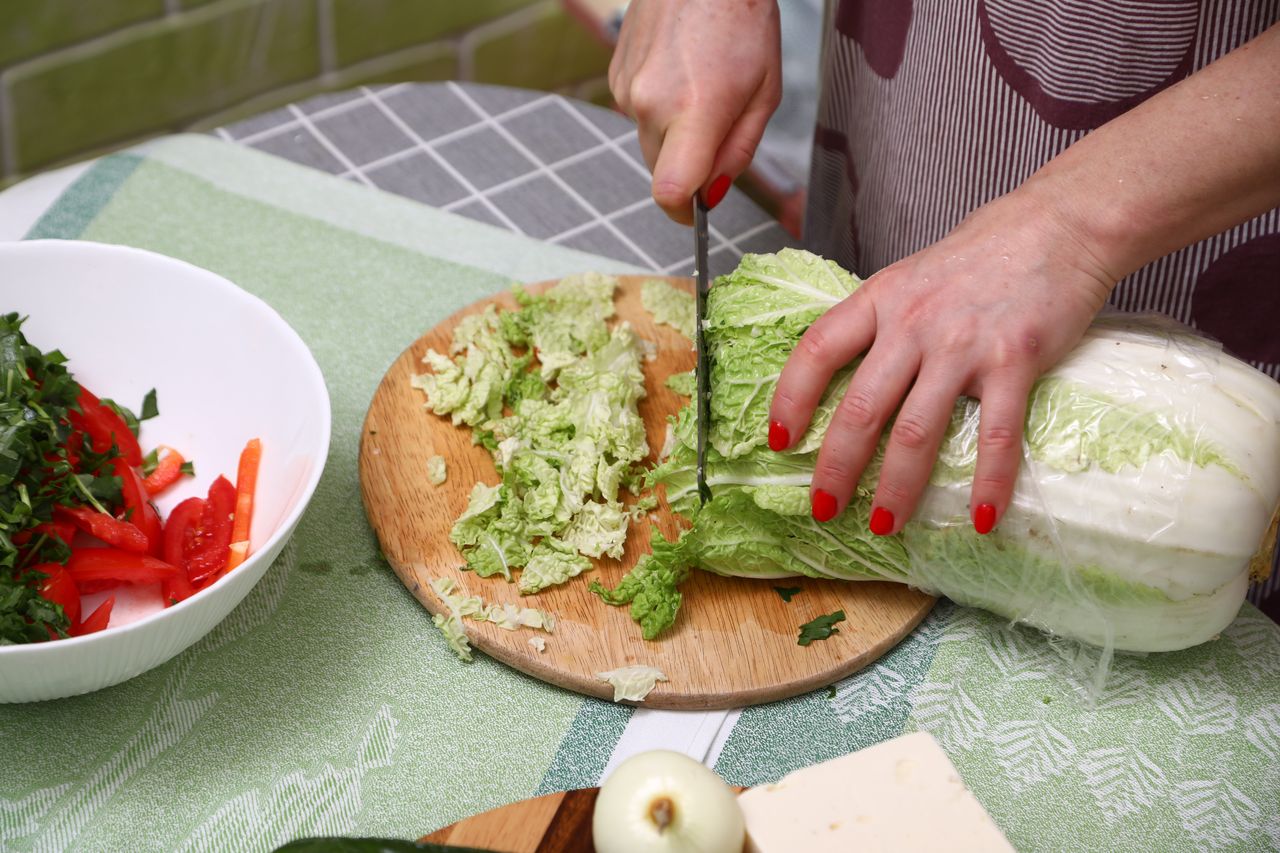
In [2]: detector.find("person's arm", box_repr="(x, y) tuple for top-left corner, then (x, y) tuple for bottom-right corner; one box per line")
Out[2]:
(609, 0), (781, 224)
(769, 24), (1280, 535)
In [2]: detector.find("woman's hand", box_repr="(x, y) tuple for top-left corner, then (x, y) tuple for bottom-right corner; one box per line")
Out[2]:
(768, 185), (1117, 535)
(609, 0), (782, 224)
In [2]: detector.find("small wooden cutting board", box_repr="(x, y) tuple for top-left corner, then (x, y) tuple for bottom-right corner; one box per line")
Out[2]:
(358, 276), (934, 710)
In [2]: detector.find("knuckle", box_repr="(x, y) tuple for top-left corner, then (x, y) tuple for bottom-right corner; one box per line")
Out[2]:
(979, 424), (1022, 454)
(772, 386), (799, 411)
(876, 478), (912, 505)
(796, 324), (833, 363)
(651, 179), (691, 210)
(889, 413), (933, 452)
(836, 387), (879, 432)
(628, 77), (665, 119)
(972, 473), (1013, 495)
(990, 325), (1045, 368)
(814, 458), (851, 485)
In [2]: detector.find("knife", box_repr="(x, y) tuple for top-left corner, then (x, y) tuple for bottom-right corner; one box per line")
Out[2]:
(694, 197), (712, 505)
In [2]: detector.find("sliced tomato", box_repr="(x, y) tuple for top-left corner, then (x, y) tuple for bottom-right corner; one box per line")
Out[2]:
(71, 595), (115, 636)
(68, 386), (142, 467)
(187, 476), (236, 588)
(67, 547), (179, 588)
(113, 458), (161, 556)
(161, 497), (205, 603)
(56, 506), (149, 554)
(33, 563), (81, 627)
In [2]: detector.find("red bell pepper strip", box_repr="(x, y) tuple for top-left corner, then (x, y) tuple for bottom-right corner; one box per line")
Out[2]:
(34, 563), (81, 627)
(143, 447), (188, 496)
(56, 506), (150, 554)
(67, 548), (179, 588)
(71, 595), (115, 636)
(225, 438), (261, 573)
(113, 458), (162, 556)
(187, 476), (236, 588)
(12, 518), (77, 548)
(68, 386), (142, 467)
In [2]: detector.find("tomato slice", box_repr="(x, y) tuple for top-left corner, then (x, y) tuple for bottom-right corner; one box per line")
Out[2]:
(67, 548), (179, 588)
(33, 563), (81, 627)
(113, 458), (161, 556)
(161, 497), (205, 603)
(56, 506), (150, 554)
(68, 386), (143, 467)
(187, 476), (236, 588)
(71, 595), (115, 636)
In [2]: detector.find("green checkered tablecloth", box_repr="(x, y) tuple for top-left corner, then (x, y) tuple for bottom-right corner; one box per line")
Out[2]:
(1, 135), (1277, 853)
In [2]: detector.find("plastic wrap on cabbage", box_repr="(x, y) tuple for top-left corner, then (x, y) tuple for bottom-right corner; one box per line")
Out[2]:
(624, 249), (1280, 655)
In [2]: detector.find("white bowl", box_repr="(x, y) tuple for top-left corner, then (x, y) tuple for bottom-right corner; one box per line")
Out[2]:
(0, 240), (330, 702)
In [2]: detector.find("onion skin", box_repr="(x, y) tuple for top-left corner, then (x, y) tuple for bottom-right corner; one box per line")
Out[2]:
(593, 750), (746, 853)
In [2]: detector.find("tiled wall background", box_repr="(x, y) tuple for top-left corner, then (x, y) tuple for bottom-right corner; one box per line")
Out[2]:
(0, 0), (612, 184)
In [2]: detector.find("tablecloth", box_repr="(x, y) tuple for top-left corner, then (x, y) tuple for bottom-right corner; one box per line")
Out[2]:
(0, 119), (1277, 853)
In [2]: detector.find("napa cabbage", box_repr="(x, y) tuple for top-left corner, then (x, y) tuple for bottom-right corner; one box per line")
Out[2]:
(598, 249), (1280, 654)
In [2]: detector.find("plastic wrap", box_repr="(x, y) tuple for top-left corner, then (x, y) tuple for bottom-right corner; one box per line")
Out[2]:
(652, 249), (1280, 690)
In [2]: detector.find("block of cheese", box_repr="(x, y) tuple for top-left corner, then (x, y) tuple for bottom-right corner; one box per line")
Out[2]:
(736, 731), (1014, 852)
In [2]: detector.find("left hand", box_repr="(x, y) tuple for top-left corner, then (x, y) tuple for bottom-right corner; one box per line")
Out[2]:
(768, 184), (1117, 535)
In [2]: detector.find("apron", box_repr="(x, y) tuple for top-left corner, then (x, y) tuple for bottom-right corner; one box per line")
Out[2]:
(804, 0), (1280, 612)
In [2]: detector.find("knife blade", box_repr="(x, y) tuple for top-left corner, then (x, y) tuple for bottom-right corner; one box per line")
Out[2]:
(694, 197), (712, 505)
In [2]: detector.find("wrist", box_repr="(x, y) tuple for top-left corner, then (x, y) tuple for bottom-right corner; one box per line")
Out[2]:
(1013, 169), (1138, 287)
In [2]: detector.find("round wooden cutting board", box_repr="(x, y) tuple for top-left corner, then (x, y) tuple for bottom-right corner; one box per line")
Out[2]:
(358, 275), (934, 709)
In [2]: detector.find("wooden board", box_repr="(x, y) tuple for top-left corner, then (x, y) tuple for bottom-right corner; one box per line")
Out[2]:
(422, 789), (599, 853)
(420, 786), (745, 852)
(359, 276), (935, 709)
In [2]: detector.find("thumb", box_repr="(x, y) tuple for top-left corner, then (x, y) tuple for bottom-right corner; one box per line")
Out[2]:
(651, 109), (737, 226)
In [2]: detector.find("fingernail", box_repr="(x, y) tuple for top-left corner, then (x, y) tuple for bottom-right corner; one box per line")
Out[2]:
(974, 503), (996, 535)
(869, 506), (894, 536)
(812, 489), (837, 522)
(768, 420), (790, 452)
(706, 174), (731, 209)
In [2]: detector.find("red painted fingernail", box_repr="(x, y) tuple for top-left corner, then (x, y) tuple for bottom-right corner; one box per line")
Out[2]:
(812, 489), (838, 522)
(869, 506), (894, 536)
(974, 503), (996, 535)
(705, 174), (731, 209)
(768, 420), (790, 452)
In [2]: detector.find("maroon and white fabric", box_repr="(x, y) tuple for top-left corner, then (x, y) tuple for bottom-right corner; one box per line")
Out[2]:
(804, 0), (1280, 612)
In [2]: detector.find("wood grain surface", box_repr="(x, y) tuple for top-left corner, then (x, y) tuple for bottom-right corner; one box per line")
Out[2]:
(358, 276), (935, 710)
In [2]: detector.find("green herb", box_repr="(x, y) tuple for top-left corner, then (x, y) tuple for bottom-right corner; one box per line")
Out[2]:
(179, 460), (195, 477)
(138, 388), (159, 421)
(826, 685), (837, 699)
(773, 585), (802, 602)
(0, 314), (135, 643)
(797, 610), (846, 646)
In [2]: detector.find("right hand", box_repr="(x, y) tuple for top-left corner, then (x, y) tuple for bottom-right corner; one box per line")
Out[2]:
(609, 0), (782, 224)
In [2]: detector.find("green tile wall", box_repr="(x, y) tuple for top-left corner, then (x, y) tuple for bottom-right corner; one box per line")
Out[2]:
(472, 1), (612, 91)
(331, 0), (530, 67)
(0, 0), (613, 181)
(9, 0), (320, 172)
(0, 0), (166, 67)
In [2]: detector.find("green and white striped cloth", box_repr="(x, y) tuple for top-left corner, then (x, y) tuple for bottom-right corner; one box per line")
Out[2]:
(1, 136), (1277, 852)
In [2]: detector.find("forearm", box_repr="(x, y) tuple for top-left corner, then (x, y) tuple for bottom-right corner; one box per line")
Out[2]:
(1023, 23), (1280, 281)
